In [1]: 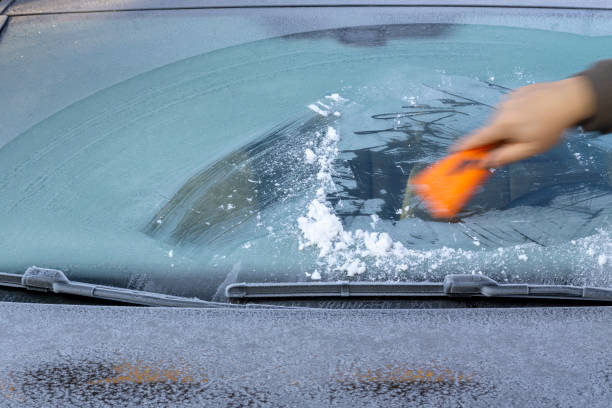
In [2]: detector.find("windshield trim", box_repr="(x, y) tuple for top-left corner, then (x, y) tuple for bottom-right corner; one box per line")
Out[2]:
(6, 0), (612, 17)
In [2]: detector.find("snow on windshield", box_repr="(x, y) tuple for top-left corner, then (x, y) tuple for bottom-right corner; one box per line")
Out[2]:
(0, 23), (611, 294)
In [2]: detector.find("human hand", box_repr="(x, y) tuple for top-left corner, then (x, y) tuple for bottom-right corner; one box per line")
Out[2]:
(451, 76), (596, 167)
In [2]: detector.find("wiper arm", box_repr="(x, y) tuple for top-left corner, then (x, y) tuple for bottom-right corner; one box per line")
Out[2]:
(0, 266), (275, 308)
(226, 274), (612, 303)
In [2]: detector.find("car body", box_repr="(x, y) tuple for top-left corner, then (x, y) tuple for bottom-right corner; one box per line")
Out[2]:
(1, 0), (612, 406)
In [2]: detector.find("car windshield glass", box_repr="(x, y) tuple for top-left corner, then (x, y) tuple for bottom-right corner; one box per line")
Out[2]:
(1, 8), (612, 300)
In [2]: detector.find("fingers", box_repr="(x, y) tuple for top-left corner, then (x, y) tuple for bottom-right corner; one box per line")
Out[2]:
(481, 142), (538, 168)
(450, 123), (507, 152)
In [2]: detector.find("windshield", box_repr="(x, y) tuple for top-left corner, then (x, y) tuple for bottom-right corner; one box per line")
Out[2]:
(1, 7), (612, 300)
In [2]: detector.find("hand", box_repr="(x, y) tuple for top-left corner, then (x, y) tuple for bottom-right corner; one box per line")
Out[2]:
(451, 76), (597, 167)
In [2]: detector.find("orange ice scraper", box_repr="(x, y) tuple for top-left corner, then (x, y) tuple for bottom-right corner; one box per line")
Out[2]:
(410, 145), (494, 219)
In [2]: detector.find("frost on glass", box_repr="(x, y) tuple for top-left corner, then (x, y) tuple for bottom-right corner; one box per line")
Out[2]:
(0, 24), (611, 297)
(144, 80), (612, 286)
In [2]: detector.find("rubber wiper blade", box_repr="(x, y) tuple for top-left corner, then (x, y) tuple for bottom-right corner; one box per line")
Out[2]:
(0, 266), (274, 308)
(226, 274), (612, 303)
(226, 281), (444, 298)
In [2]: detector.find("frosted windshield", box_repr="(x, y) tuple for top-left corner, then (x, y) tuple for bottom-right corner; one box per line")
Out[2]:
(0, 23), (611, 297)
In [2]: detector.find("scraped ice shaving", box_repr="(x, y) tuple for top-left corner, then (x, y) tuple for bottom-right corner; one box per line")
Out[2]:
(304, 148), (316, 164)
(242, 242), (252, 249)
(340, 260), (366, 277)
(518, 254), (528, 261)
(298, 199), (344, 258)
(598, 254), (607, 266)
(361, 231), (393, 256)
(297, 124), (416, 278)
(328, 127), (339, 141)
(308, 104), (328, 117)
(325, 93), (346, 102)
(397, 206), (410, 216)
(308, 94), (347, 119)
(168, 249), (174, 258)
(370, 214), (379, 229)
(402, 96), (417, 105)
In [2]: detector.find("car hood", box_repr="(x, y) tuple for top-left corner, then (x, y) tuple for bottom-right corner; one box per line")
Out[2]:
(1, 302), (611, 406)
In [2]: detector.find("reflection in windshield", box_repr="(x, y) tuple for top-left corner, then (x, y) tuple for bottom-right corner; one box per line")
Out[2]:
(145, 115), (332, 247)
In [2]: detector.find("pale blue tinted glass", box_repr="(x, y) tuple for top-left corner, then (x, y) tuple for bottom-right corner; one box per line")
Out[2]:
(1, 21), (611, 298)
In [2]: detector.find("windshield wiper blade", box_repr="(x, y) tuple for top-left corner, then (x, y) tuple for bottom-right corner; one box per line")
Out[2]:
(4, 268), (611, 306)
(0, 266), (277, 308)
(226, 274), (612, 303)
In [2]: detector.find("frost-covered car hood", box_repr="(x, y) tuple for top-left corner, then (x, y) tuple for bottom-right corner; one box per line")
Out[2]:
(1, 302), (611, 407)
